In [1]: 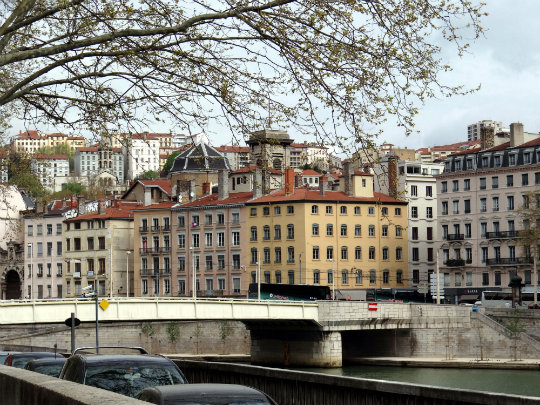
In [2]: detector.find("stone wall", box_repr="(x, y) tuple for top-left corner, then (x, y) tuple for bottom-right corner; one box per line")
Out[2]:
(487, 308), (540, 340)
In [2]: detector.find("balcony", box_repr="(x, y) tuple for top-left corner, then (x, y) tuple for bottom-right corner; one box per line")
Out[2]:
(162, 225), (170, 232)
(139, 226), (149, 233)
(160, 268), (171, 275)
(151, 226), (160, 232)
(140, 269), (151, 276)
(139, 247), (153, 255)
(444, 259), (465, 267)
(445, 234), (464, 241)
(486, 231), (520, 239)
(160, 247), (171, 253)
(486, 257), (533, 266)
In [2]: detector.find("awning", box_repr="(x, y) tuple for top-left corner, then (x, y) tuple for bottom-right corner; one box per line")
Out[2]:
(459, 294), (479, 302)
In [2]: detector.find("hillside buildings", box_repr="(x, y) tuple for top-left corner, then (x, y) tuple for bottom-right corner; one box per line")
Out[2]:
(467, 120), (504, 141)
(31, 154), (70, 192)
(11, 130), (86, 153)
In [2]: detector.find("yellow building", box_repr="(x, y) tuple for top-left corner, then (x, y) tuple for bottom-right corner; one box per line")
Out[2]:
(244, 170), (408, 299)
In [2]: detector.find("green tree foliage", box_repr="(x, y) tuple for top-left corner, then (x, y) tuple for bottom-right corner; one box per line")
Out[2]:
(161, 151), (180, 176)
(7, 151), (47, 198)
(518, 191), (540, 302)
(0, 0), (484, 153)
(136, 170), (159, 181)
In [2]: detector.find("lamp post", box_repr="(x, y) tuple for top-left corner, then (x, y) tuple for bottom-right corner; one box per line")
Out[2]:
(257, 250), (261, 300)
(126, 251), (131, 298)
(191, 246), (196, 299)
(331, 258), (335, 300)
(27, 243), (33, 300)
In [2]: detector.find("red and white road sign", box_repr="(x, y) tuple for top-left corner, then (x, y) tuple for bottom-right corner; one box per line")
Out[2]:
(368, 302), (378, 311)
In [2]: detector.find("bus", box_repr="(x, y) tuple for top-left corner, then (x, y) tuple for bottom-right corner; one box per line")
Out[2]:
(481, 290), (535, 308)
(248, 283), (331, 301)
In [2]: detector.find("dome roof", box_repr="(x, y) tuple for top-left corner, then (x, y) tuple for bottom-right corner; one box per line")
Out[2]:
(170, 143), (231, 173)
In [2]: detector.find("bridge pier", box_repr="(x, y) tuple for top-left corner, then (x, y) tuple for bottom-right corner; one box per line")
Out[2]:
(250, 330), (342, 367)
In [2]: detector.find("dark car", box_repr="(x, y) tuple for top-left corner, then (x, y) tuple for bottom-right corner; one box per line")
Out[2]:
(59, 352), (187, 398)
(137, 384), (278, 405)
(4, 352), (60, 368)
(25, 357), (67, 377)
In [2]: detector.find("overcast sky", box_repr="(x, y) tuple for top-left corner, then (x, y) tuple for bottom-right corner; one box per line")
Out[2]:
(371, 0), (540, 150)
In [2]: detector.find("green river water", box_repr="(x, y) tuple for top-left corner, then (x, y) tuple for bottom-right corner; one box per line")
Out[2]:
(293, 365), (540, 397)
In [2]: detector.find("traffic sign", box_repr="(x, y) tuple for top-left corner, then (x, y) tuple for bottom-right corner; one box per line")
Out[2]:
(65, 317), (81, 328)
(368, 302), (378, 311)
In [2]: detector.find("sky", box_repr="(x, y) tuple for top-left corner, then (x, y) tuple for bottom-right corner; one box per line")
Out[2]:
(373, 0), (540, 150)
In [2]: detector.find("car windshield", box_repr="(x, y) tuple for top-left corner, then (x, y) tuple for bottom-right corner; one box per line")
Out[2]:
(32, 364), (65, 377)
(85, 363), (185, 397)
(12, 356), (46, 368)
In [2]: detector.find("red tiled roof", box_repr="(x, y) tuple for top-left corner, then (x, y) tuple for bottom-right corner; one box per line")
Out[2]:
(65, 206), (136, 222)
(133, 201), (176, 211)
(138, 179), (172, 195)
(486, 142), (511, 152)
(33, 154), (69, 160)
(48, 133), (68, 138)
(50, 199), (78, 210)
(67, 136), (85, 140)
(77, 147), (99, 152)
(249, 188), (405, 204)
(178, 191), (254, 208)
(301, 169), (320, 176)
(16, 130), (45, 140)
(216, 146), (249, 153)
(231, 165), (281, 175)
(112, 147), (122, 153)
(519, 137), (540, 147)
(448, 147), (482, 156)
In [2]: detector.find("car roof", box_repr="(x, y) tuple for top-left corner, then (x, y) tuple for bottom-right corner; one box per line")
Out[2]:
(11, 352), (59, 358)
(26, 357), (66, 366)
(73, 354), (174, 364)
(144, 384), (269, 398)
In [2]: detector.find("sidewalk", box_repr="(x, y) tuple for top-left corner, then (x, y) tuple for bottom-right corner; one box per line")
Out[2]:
(353, 356), (540, 370)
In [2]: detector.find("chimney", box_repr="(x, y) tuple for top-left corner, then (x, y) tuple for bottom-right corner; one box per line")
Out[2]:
(480, 126), (495, 150)
(202, 182), (210, 195)
(387, 154), (398, 199)
(510, 122), (524, 147)
(98, 199), (106, 214)
(253, 169), (263, 199)
(294, 173), (303, 188)
(189, 180), (196, 201)
(285, 168), (295, 195)
(343, 161), (353, 196)
(78, 196), (86, 215)
(262, 169), (271, 195)
(218, 169), (230, 200)
(144, 187), (152, 206)
(319, 175), (328, 195)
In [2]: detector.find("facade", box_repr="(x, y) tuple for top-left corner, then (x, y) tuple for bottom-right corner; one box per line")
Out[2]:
(247, 129), (292, 171)
(122, 179), (173, 205)
(416, 140), (480, 163)
(74, 146), (124, 185)
(289, 142), (329, 171)
(11, 131), (86, 153)
(63, 201), (135, 298)
(300, 169), (322, 186)
(31, 154), (70, 192)
(437, 123), (540, 303)
(467, 120), (504, 141)
(373, 158), (444, 291)
(245, 168), (408, 299)
(353, 142), (416, 169)
(216, 146), (250, 171)
(24, 211), (65, 299)
(229, 166), (282, 193)
(124, 134), (161, 180)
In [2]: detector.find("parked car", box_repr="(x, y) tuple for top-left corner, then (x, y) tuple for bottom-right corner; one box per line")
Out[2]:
(59, 348), (187, 398)
(137, 384), (278, 405)
(25, 357), (67, 377)
(0, 351), (15, 365)
(4, 352), (60, 368)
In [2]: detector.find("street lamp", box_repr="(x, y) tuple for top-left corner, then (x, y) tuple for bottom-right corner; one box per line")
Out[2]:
(330, 257), (335, 300)
(126, 251), (132, 298)
(27, 243), (33, 300)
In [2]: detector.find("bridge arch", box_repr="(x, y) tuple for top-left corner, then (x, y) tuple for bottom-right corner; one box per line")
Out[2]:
(1, 267), (23, 299)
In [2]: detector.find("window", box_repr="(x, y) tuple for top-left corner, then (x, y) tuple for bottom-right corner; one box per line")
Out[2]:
(178, 215), (185, 227)
(98, 237), (105, 249)
(355, 246), (362, 260)
(481, 247), (488, 263)
(340, 206), (347, 214)
(535, 171), (540, 185)
(413, 270), (420, 284)
(217, 213), (225, 225)
(411, 185), (418, 197)
(192, 233), (200, 248)
(47, 224), (52, 235)
(327, 246), (334, 260)
(495, 271), (501, 286)
(340, 224), (347, 236)
(480, 198), (486, 212)
(341, 246), (348, 260)
(312, 205), (318, 214)
(524, 152), (532, 164)
(288, 271), (294, 285)
(411, 206), (418, 218)
(27, 225), (34, 236)
(37, 224), (43, 235)
(263, 207), (270, 216)
(232, 212), (240, 224)
(492, 176), (498, 189)
(426, 186), (432, 197)
(191, 215), (199, 226)
(56, 241), (62, 256)
(368, 246), (375, 260)
(395, 207), (401, 216)
(426, 207), (433, 218)
(232, 231), (240, 246)
(205, 213), (212, 226)
(464, 199), (471, 214)
(464, 179), (470, 191)
(382, 247), (389, 260)
(480, 177), (486, 190)
(482, 272), (489, 286)
(287, 224), (294, 239)
(453, 200), (459, 214)
(355, 269), (362, 284)
(354, 225), (361, 236)
(232, 254), (241, 270)
(328, 270), (334, 284)
(274, 247), (281, 264)
(395, 226), (402, 237)
(250, 208), (257, 216)
(354, 206), (360, 215)
(369, 270), (376, 285)
(263, 248), (270, 264)
(287, 247), (294, 263)
(396, 270), (403, 284)
(342, 270), (348, 284)
(522, 173), (529, 186)
(452, 180), (459, 192)
(217, 255), (225, 270)
(205, 255), (213, 270)
(368, 207), (375, 215)
(381, 207), (388, 216)
(396, 247), (402, 260)
(465, 223), (472, 238)
(412, 227), (418, 240)
(492, 197), (499, 212)
(368, 225), (375, 237)
(251, 248), (258, 265)
(412, 248), (419, 262)
(274, 225), (281, 240)
(205, 232), (213, 247)
(274, 206), (281, 215)
(313, 246), (320, 260)
(326, 224), (333, 236)
(326, 206), (332, 214)
(250, 226), (257, 241)
(441, 182), (447, 193)
(481, 222), (487, 238)
(287, 205), (294, 214)
(263, 226), (270, 240)
(441, 201), (448, 215)
(217, 232), (225, 247)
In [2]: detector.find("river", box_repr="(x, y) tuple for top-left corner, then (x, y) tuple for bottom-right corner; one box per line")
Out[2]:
(293, 365), (540, 397)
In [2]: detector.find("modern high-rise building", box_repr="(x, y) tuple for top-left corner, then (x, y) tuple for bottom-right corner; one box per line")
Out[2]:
(467, 120), (505, 141)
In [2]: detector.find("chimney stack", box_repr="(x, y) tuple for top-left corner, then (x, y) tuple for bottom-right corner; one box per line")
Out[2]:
(285, 168), (295, 195)
(387, 153), (398, 199)
(144, 187), (152, 206)
(218, 169), (230, 200)
(78, 196), (86, 215)
(202, 182), (211, 195)
(98, 199), (106, 214)
(189, 180), (196, 201)
(343, 161), (353, 196)
(480, 126), (495, 150)
(319, 175), (328, 195)
(253, 169), (263, 199)
(510, 122), (524, 147)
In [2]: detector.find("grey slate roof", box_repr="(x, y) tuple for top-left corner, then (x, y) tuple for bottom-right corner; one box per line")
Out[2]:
(170, 143), (231, 173)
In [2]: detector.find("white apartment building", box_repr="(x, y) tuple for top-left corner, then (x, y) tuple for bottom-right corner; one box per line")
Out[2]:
(31, 154), (70, 192)
(216, 146), (250, 171)
(11, 130), (86, 153)
(373, 156), (444, 291)
(467, 120), (505, 141)
(74, 146), (124, 184)
(437, 123), (540, 304)
(124, 134), (161, 180)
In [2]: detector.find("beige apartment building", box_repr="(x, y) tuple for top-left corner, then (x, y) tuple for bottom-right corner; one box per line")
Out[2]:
(437, 123), (540, 303)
